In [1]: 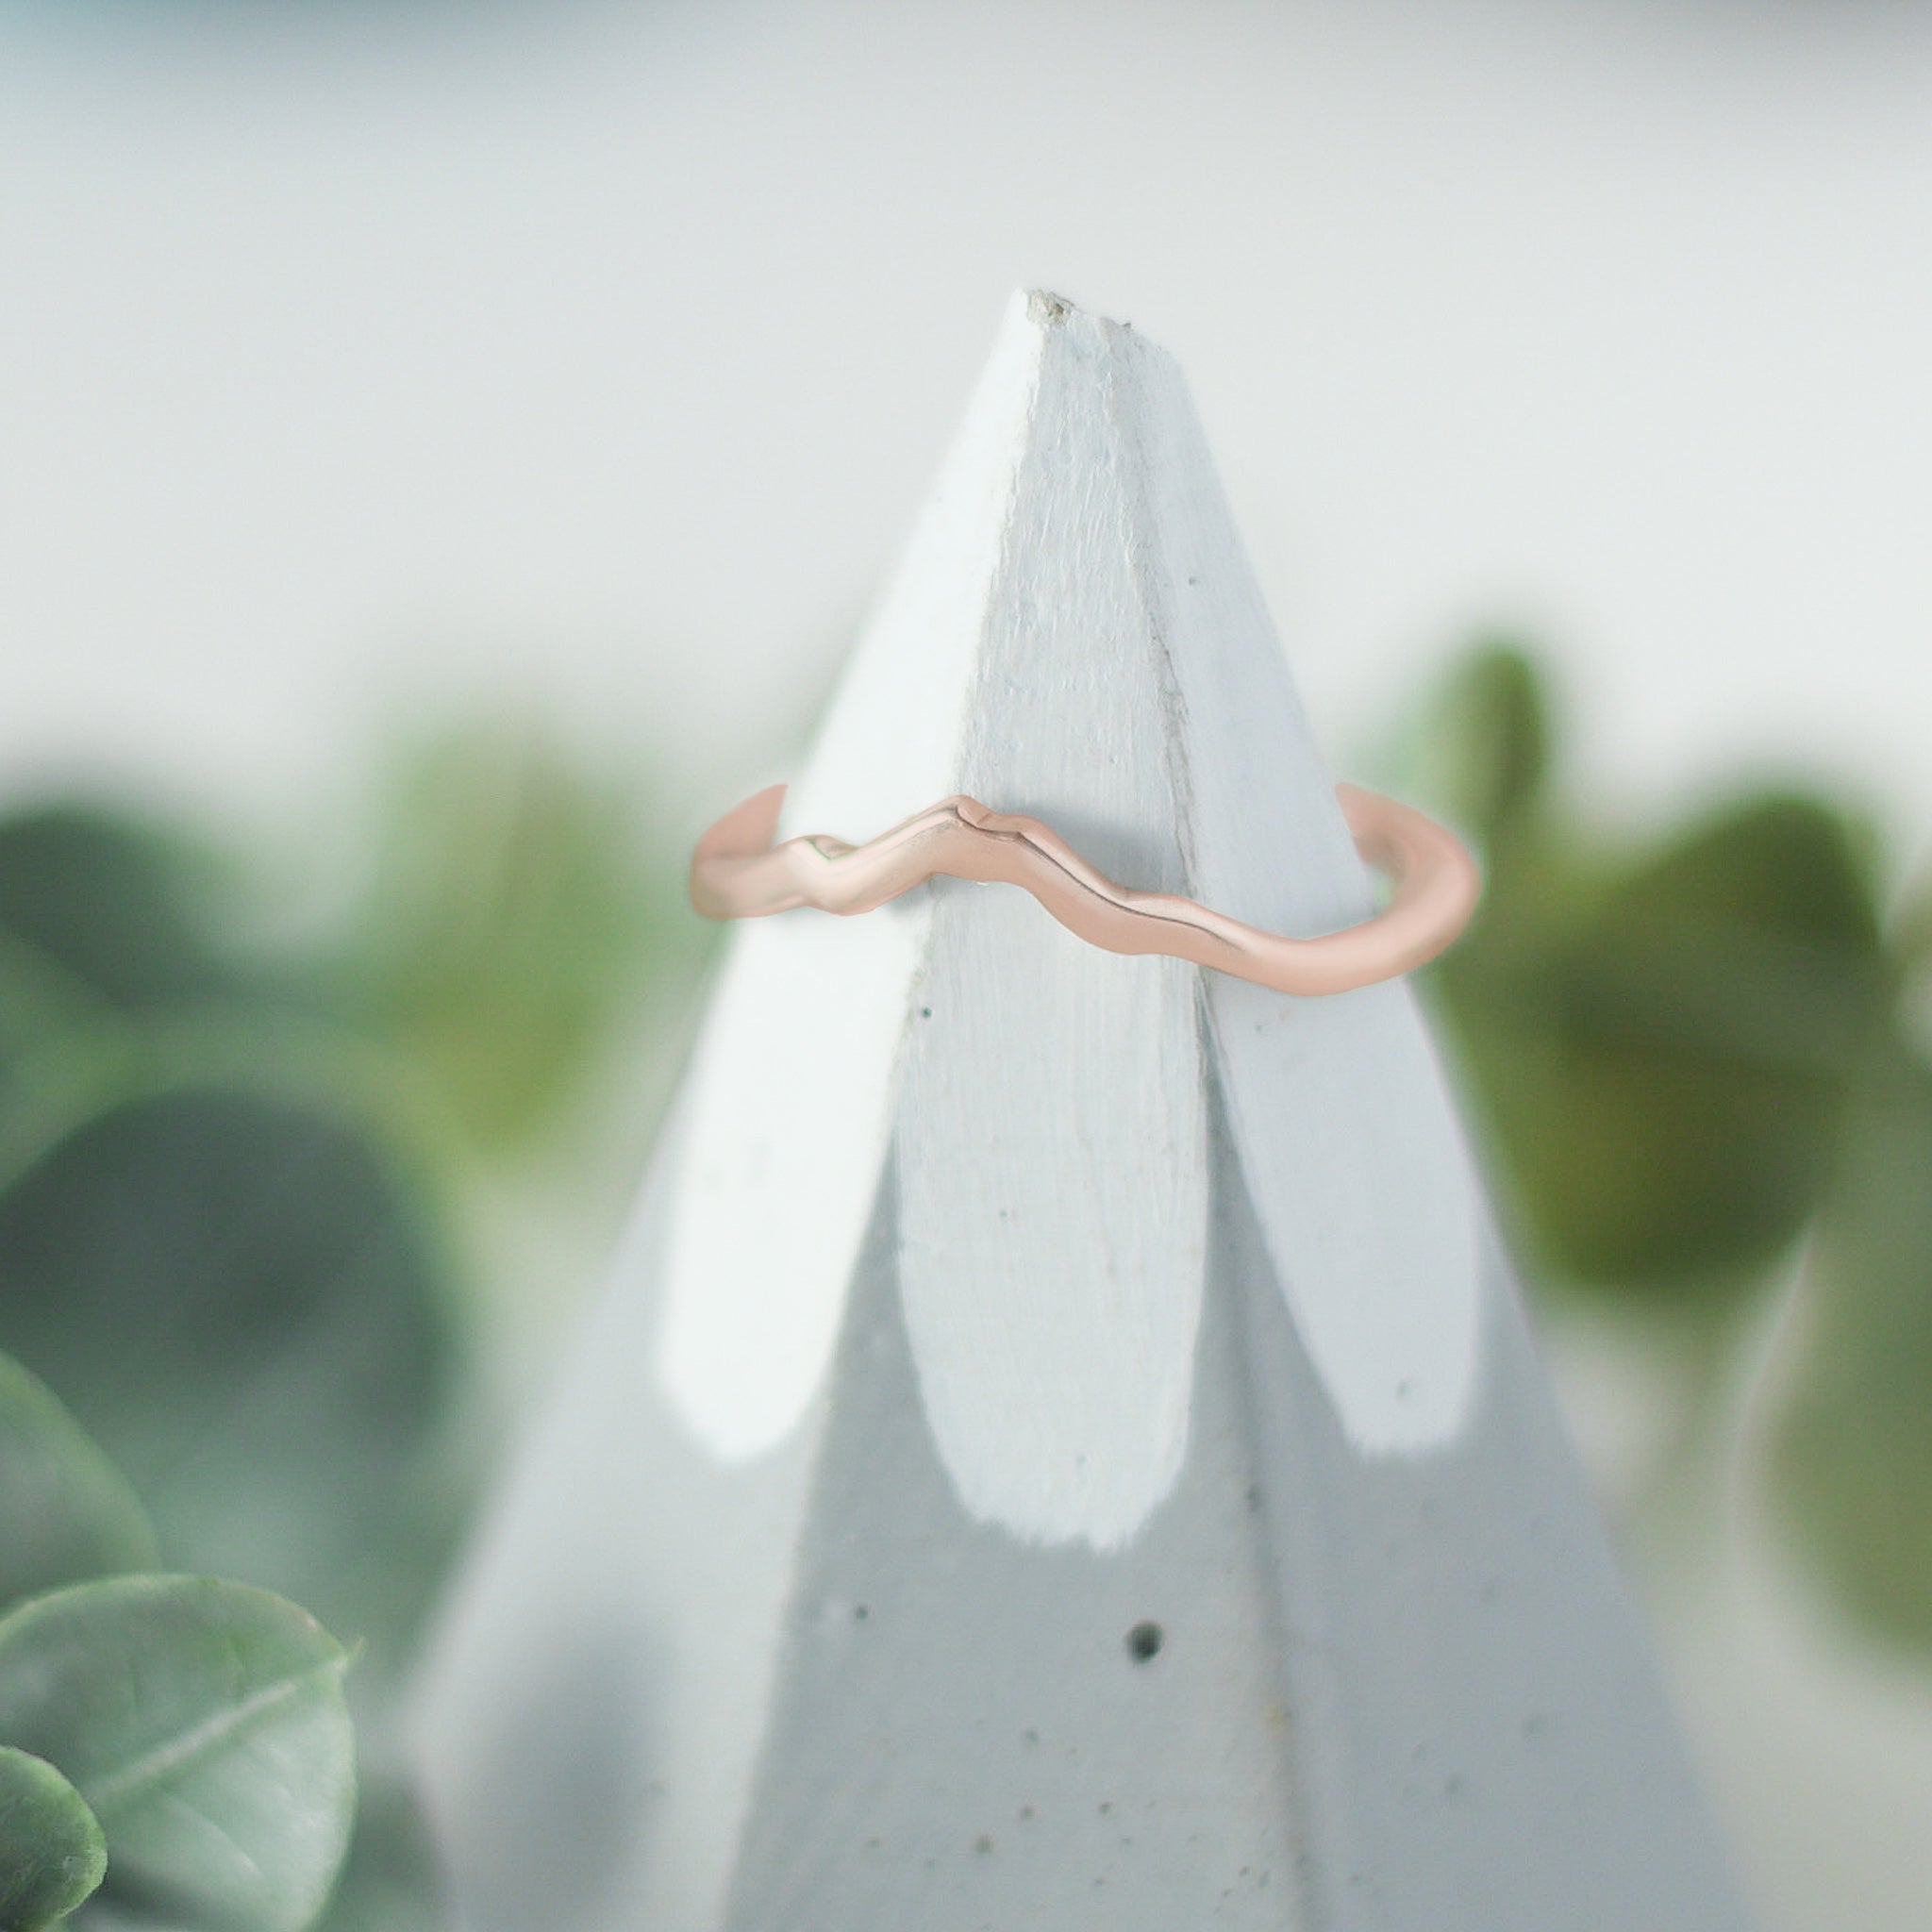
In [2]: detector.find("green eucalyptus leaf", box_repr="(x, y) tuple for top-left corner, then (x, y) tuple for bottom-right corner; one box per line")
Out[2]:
(339, 724), (686, 1150)
(1411, 641), (1551, 843)
(0, 808), (225, 1017)
(1444, 791), (1885, 1295)
(0, 1746), (107, 1932)
(0, 1352), (157, 1615)
(1773, 1050), (1932, 1646)
(1561, 795), (1882, 1066)
(0, 1576), (354, 1932)
(0, 1088), (452, 1658)
(1894, 874), (1932, 1060)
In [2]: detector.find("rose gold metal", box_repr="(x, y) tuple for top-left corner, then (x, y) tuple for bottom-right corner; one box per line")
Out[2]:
(690, 782), (1480, 996)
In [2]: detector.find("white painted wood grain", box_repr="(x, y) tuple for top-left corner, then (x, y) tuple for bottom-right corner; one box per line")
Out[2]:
(895, 303), (1207, 1550)
(656, 906), (925, 1459)
(659, 293), (1213, 1548)
(1119, 336), (1485, 1453)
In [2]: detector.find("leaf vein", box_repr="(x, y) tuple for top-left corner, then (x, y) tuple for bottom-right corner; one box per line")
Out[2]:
(84, 1659), (341, 1818)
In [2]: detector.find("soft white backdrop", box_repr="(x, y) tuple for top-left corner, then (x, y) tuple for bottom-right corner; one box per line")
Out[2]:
(4, 2), (1931, 1924)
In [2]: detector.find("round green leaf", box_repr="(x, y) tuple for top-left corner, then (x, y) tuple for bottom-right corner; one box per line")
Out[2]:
(0, 1575), (354, 1932)
(1444, 792), (1884, 1295)
(0, 1352), (157, 1616)
(0, 807), (225, 1015)
(1413, 641), (1552, 842)
(1774, 1053), (1932, 1646)
(0, 1746), (106, 1932)
(0, 1089), (452, 1653)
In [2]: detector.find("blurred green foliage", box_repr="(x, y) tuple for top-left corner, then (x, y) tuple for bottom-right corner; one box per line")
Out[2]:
(1410, 642), (1932, 1646)
(0, 1354), (157, 1611)
(334, 725), (685, 1154)
(0, 1091), (451, 1662)
(0, 721), (705, 1930)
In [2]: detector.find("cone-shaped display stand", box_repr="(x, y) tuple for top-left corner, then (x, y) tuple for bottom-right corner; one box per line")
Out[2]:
(413, 292), (1754, 1931)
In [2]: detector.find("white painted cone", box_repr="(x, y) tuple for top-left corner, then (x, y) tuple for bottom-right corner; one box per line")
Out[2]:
(412, 292), (1756, 1932)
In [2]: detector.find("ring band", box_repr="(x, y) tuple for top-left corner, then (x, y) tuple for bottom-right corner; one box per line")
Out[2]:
(690, 782), (1480, 996)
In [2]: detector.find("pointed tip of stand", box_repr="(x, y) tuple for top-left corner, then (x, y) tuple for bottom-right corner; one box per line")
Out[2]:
(1015, 285), (1133, 334)
(1024, 286), (1074, 323)
(1001, 286), (1157, 394)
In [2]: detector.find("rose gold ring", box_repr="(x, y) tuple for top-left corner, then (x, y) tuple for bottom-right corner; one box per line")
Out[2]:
(690, 782), (1479, 996)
